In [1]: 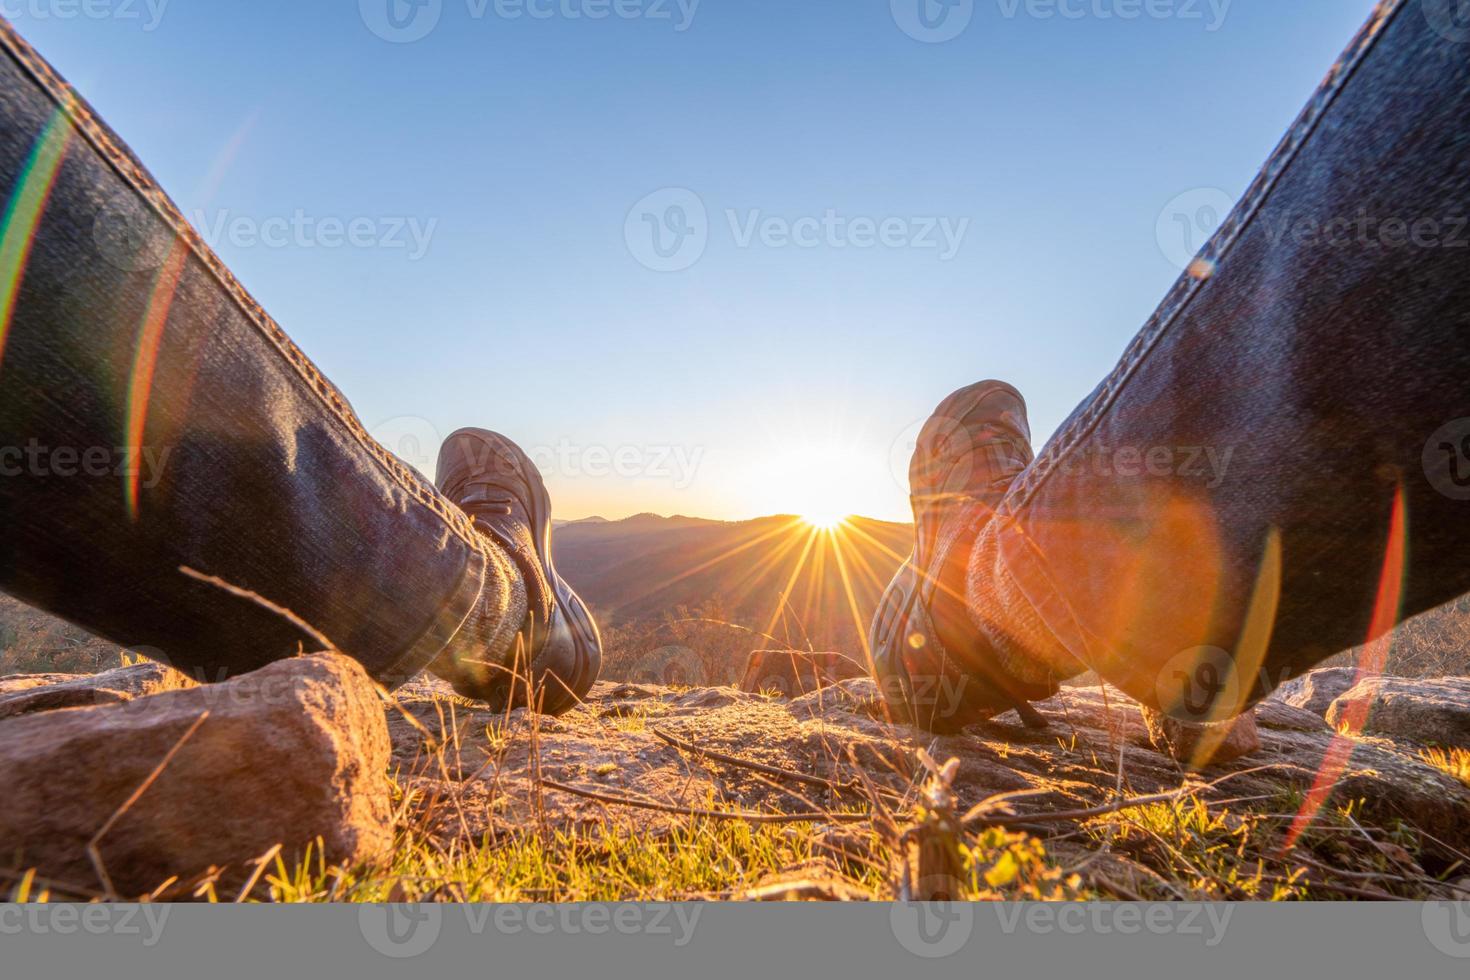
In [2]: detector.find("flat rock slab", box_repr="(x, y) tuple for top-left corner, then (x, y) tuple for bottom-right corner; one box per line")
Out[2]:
(1326, 676), (1470, 749)
(385, 675), (1470, 857)
(0, 653), (391, 899)
(0, 662), (194, 720)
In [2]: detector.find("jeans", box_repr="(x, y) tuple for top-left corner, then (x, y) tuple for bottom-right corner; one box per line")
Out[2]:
(1, 3), (1467, 711)
(0, 18), (524, 686)
(962, 0), (1470, 718)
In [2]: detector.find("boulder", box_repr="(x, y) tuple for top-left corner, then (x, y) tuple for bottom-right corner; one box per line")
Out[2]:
(1140, 706), (1261, 769)
(0, 653), (391, 898)
(739, 649), (867, 698)
(1253, 698), (1332, 733)
(0, 661), (194, 720)
(1325, 676), (1470, 748)
(1273, 666), (1364, 717)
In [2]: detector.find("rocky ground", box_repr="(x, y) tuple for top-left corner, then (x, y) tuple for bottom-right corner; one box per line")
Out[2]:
(388, 671), (1470, 852)
(2, 653), (1468, 900)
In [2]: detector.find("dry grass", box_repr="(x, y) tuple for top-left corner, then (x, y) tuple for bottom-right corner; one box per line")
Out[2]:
(1420, 747), (1470, 786)
(3, 590), (1468, 904)
(223, 781), (1467, 904)
(7, 694), (1467, 904)
(232, 680), (1470, 905)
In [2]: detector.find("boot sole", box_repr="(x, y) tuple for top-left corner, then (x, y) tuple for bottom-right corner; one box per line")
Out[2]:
(440, 428), (602, 714)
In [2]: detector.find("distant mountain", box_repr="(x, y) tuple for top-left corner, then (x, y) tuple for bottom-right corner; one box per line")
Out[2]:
(0, 512), (916, 680)
(551, 513), (912, 655)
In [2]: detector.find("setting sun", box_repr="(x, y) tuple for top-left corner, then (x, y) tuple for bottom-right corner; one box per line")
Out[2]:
(723, 434), (908, 526)
(802, 510), (850, 531)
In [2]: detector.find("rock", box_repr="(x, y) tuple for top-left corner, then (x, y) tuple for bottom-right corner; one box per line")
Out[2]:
(382, 673), (1470, 880)
(0, 661), (194, 720)
(788, 677), (882, 719)
(1273, 666), (1364, 717)
(743, 860), (871, 901)
(601, 682), (664, 702)
(1253, 698), (1332, 733)
(0, 653), (391, 898)
(675, 687), (745, 709)
(1325, 676), (1470, 748)
(1139, 706), (1261, 768)
(0, 673), (74, 695)
(739, 649), (868, 697)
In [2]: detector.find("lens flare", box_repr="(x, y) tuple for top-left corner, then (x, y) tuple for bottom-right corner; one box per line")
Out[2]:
(0, 102), (76, 372)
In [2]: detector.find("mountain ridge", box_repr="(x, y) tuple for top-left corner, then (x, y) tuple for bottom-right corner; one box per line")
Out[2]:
(551, 513), (913, 655)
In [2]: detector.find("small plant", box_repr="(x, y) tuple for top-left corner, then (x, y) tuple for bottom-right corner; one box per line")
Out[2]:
(606, 702), (670, 733)
(1086, 798), (1302, 900)
(962, 827), (1082, 900)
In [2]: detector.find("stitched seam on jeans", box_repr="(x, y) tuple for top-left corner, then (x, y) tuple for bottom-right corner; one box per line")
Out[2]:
(0, 18), (485, 554)
(1005, 0), (1405, 511)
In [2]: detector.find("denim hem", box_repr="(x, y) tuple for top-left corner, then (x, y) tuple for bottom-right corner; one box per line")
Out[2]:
(377, 547), (489, 688)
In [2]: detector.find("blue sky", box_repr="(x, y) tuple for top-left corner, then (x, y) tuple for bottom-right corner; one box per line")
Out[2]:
(16, 0), (1377, 521)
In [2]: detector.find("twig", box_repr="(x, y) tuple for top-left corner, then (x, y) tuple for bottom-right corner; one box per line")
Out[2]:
(964, 787), (1198, 829)
(846, 746), (901, 838)
(963, 764), (1278, 831)
(1260, 872), (1403, 902)
(233, 843), (283, 903)
(179, 566), (338, 652)
(960, 787), (1053, 823)
(88, 710), (210, 897)
(540, 778), (870, 824)
(1287, 852), (1431, 889)
(0, 865), (107, 901)
(378, 687), (436, 744)
(652, 727), (866, 797)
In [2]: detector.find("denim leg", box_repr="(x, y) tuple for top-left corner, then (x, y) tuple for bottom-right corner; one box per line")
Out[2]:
(0, 20), (524, 686)
(967, 0), (1470, 715)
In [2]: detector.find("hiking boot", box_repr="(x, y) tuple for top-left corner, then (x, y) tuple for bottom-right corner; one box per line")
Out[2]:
(429, 428), (601, 715)
(870, 381), (1055, 732)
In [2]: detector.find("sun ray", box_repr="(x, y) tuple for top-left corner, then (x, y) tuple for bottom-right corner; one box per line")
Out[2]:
(837, 528), (893, 595)
(763, 525), (821, 640)
(724, 522), (813, 610)
(843, 517), (987, 616)
(798, 529), (831, 630)
(829, 527), (875, 670)
(631, 517), (805, 601)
